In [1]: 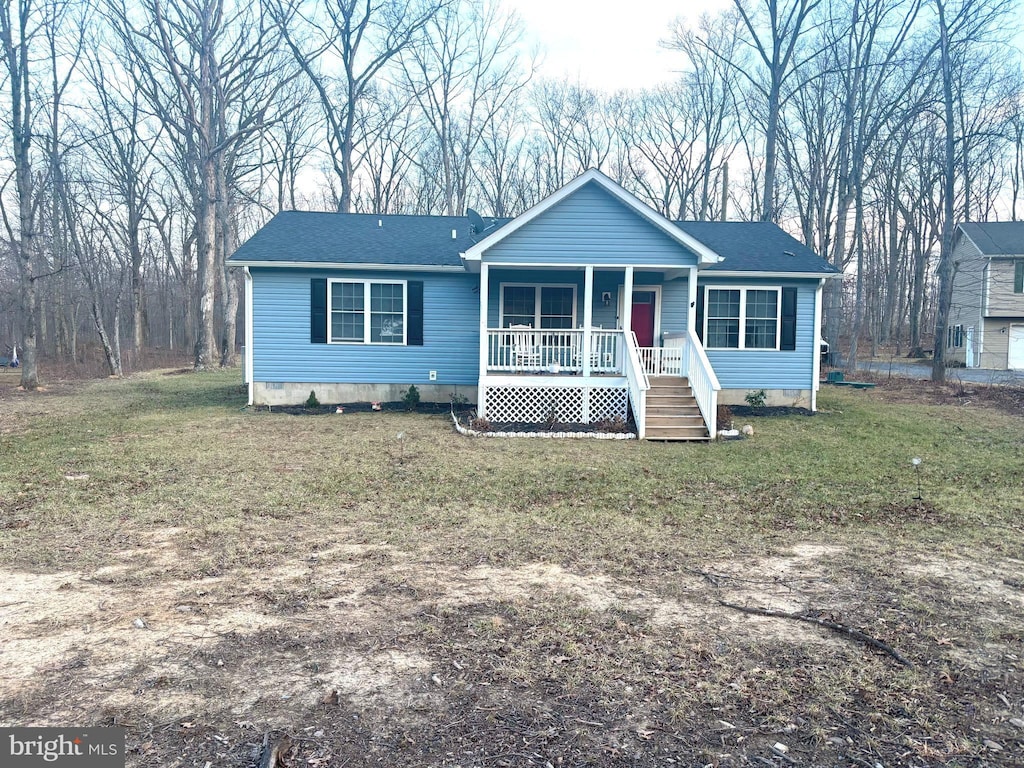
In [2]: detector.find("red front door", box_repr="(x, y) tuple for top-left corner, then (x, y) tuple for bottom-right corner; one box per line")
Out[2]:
(631, 292), (656, 347)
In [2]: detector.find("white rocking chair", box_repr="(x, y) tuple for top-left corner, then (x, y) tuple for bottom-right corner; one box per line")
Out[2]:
(509, 324), (542, 370)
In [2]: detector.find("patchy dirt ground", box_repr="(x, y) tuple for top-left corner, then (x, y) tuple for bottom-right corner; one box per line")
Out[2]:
(2, 369), (1023, 766)
(2, 532), (1022, 767)
(833, 372), (1024, 416)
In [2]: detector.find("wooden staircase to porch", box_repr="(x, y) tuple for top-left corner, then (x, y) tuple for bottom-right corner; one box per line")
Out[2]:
(644, 376), (711, 441)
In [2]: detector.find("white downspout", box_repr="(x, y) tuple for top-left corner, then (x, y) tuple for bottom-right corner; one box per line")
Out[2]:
(244, 266), (254, 406)
(478, 263), (489, 416)
(812, 278), (824, 412)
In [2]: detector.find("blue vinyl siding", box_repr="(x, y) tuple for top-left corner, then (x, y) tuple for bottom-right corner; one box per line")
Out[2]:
(484, 182), (700, 267)
(486, 268), (689, 338)
(701, 278), (818, 390)
(659, 279), (689, 337)
(252, 268), (479, 386)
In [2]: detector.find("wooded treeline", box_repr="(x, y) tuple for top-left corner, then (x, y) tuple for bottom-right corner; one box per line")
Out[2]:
(1, 0), (1021, 386)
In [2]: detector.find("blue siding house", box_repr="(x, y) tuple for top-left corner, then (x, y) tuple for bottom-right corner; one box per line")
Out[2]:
(230, 170), (839, 440)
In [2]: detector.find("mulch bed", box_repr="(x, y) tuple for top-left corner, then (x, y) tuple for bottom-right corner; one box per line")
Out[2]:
(469, 419), (635, 435)
(727, 405), (814, 418)
(254, 401), (471, 416)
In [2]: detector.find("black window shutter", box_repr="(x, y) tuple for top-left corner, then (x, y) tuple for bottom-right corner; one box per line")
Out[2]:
(695, 286), (705, 342)
(1015, 260), (1024, 293)
(310, 278), (327, 344)
(407, 281), (424, 346)
(781, 287), (797, 351)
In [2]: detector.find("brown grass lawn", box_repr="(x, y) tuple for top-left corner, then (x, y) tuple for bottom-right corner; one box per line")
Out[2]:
(0, 369), (1022, 767)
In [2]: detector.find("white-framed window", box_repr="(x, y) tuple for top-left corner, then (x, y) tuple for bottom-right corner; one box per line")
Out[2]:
(499, 284), (577, 329)
(328, 279), (406, 344)
(948, 324), (963, 348)
(704, 286), (781, 350)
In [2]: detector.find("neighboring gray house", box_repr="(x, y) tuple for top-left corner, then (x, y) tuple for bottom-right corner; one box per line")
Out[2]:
(948, 223), (1024, 370)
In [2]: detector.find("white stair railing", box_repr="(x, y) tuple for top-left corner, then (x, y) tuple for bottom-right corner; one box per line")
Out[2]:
(678, 329), (720, 438)
(622, 331), (651, 439)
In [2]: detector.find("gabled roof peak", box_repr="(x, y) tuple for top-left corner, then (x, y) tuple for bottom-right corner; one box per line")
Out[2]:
(460, 169), (722, 266)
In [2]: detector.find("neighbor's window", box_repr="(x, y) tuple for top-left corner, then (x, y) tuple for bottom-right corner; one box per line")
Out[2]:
(329, 280), (405, 344)
(500, 284), (576, 329)
(705, 287), (782, 350)
(948, 324), (963, 349)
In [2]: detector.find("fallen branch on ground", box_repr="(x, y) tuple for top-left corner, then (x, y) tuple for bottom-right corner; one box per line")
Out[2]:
(718, 600), (914, 667)
(258, 733), (292, 768)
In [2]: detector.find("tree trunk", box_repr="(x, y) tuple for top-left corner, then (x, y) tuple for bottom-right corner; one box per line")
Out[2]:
(931, 0), (955, 383)
(16, 263), (39, 389)
(194, 156), (219, 370)
(846, 182), (866, 374)
(762, 85), (781, 222)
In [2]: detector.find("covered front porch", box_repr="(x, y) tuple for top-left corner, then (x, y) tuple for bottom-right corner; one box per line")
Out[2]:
(474, 263), (720, 439)
(460, 169), (726, 439)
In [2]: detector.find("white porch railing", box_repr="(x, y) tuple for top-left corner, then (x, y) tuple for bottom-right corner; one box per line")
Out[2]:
(637, 343), (684, 376)
(486, 328), (622, 374)
(622, 331), (651, 439)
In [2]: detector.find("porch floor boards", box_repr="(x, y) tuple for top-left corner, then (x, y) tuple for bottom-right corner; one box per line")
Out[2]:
(644, 376), (711, 441)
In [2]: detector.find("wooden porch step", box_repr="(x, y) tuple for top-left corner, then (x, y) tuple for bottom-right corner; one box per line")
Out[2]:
(647, 408), (702, 420)
(651, 378), (692, 391)
(646, 393), (697, 406)
(646, 418), (707, 429)
(643, 375), (710, 440)
(646, 411), (704, 423)
(645, 426), (711, 441)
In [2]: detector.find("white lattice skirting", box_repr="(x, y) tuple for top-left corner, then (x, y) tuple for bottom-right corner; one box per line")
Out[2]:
(483, 385), (629, 424)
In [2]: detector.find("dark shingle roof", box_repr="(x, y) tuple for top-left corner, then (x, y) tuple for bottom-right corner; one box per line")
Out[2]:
(230, 210), (837, 275)
(677, 221), (839, 274)
(959, 222), (1024, 256)
(229, 211), (496, 267)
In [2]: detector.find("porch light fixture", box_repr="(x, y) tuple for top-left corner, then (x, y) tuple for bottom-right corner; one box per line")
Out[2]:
(602, 292), (611, 306)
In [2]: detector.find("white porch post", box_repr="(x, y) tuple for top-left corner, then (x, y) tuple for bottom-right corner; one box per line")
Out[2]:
(582, 265), (594, 422)
(582, 265), (594, 377)
(687, 265), (698, 339)
(622, 266), (634, 338)
(478, 263), (489, 416)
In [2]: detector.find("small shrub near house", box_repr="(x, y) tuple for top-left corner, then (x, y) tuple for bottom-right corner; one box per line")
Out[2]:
(745, 389), (767, 408)
(305, 390), (320, 409)
(402, 385), (420, 410)
(593, 416), (630, 433)
(469, 416), (493, 432)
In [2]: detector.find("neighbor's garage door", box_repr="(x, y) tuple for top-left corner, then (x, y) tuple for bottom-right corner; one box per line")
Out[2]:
(1010, 324), (1024, 370)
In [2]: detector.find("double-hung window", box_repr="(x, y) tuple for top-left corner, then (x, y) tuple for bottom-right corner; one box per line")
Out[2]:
(500, 285), (576, 329)
(704, 287), (781, 350)
(329, 279), (406, 344)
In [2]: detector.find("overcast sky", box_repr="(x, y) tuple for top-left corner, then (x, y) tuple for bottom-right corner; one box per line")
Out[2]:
(506, 0), (734, 91)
